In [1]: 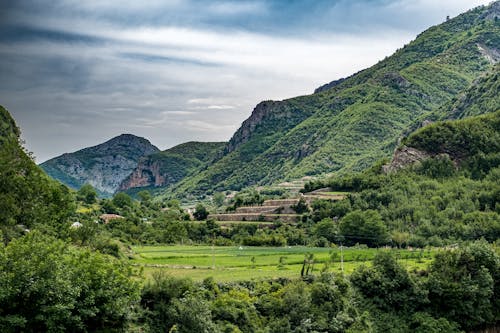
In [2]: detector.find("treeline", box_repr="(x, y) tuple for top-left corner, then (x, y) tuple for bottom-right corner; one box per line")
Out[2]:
(1, 236), (498, 332)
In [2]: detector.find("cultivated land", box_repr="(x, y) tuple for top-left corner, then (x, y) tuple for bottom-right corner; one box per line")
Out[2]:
(131, 245), (436, 282)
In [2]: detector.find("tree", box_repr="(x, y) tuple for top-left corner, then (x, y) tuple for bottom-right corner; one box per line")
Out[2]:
(194, 203), (209, 221)
(137, 190), (152, 205)
(426, 241), (499, 330)
(77, 183), (98, 204)
(112, 192), (133, 209)
(212, 192), (225, 207)
(391, 231), (410, 248)
(312, 218), (339, 243)
(292, 197), (310, 214)
(0, 232), (140, 332)
(339, 210), (389, 247)
(351, 252), (426, 312)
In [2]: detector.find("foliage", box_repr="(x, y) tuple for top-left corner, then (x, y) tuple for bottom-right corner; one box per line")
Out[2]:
(194, 203), (209, 221)
(351, 252), (426, 312)
(0, 108), (75, 242)
(339, 210), (390, 247)
(77, 183), (98, 204)
(0, 232), (140, 332)
(426, 240), (500, 330)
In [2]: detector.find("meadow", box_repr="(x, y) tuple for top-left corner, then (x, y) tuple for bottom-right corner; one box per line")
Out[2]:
(131, 245), (436, 282)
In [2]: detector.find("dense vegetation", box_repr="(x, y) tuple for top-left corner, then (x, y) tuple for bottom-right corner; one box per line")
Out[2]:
(168, 3), (499, 198)
(304, 111), (500, 247)
(0, 2), (499, 332)
(0, 106), (74, 243)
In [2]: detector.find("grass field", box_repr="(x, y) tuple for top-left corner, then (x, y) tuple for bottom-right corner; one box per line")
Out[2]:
(131, 245), (435, 282)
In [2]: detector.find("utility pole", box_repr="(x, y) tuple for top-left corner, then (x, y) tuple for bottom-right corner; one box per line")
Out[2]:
(211, 233), (215, 269)
(340, 242), (344, 276)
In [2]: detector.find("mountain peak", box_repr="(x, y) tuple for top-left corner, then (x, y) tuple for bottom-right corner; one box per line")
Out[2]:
(40, 133), (159, 196)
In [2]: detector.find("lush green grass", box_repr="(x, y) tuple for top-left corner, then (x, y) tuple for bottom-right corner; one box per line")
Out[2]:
(132, 245), (435, 282)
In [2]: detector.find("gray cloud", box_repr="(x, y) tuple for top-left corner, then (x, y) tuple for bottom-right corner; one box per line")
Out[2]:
(0, 0), (491, 162)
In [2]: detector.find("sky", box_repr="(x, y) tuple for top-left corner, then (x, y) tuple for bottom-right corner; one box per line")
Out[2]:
(0, 0), (492, 163)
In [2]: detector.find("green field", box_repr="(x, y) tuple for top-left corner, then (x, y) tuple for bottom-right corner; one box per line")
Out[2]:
(131, 245), (435, 282)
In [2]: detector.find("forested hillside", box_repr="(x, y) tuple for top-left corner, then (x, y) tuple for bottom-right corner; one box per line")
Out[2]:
(0, 105), (74, 242)
(168, 2), (499, 197)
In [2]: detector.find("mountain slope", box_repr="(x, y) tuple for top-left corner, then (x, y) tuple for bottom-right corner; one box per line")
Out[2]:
(169, 2), (499, 197)
(440, 63), (499, 120)
(118, 141), (225, 192)
(40, 134), (159, 196)
(0, 105), (74, 238)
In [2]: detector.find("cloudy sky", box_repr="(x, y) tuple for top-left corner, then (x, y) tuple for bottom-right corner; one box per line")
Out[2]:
(0, 0), (491, 162)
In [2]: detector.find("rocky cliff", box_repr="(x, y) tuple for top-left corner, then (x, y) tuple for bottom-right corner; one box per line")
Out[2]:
(40, 134), (159, 196)
(118, 141), (226, 192)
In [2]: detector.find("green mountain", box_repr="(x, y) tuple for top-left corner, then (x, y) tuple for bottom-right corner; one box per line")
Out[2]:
(118, 141), (225, 192)
(0, 105), (74, 240)
(40, 134), (159, 196)
(169, 2), (499, 198)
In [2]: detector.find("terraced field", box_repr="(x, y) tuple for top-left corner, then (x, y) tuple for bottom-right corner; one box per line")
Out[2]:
(132, 245), (435, 282)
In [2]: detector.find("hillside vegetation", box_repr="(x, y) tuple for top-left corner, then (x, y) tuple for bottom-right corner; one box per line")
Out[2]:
(168, 3), (499, 198)
(119, 141), (225, 193)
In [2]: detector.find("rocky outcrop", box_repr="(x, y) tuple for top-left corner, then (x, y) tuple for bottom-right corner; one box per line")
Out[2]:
(118, 141), (226, 192)
(383, 146), (431, 173)
(40, 134), (159, 196)
(226, 101), (283, 153)
(118, 159), (167, 190)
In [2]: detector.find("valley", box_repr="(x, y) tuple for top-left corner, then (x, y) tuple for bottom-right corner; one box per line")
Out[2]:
(0, 1), (499, 332)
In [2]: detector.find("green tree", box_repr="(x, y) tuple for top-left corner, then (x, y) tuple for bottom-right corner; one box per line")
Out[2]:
(351, 252), (426, 312)
(77, 183), (98, 204)
(0, 232), (140, 332)
(137, 190), (152, 205)
(112, 192), (133, 209)
(194, 203), (209, 221)
(426, 241), (499, 330)
(212, 192), (225, 207)
(312, 218), (339, 243)
(339, 210), (389, 247)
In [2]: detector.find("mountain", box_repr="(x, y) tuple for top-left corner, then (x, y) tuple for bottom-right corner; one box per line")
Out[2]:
(40, 134), (159, 196)
(168, 2), (499, 198)
(118, 141), (225, 192)
(0, 105), (73, 237)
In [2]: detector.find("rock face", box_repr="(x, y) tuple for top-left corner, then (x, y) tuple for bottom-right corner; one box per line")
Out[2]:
(226, 101), (289, 153)
(40, 134), (159, 196)
(118, 141), (226, 192)
(119, 159), (166, 190)
(383, 146), (431, 173)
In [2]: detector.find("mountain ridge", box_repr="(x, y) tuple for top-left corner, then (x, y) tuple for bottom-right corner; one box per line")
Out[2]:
(165, 1), (499, 198)
(40, 133), (159, 196)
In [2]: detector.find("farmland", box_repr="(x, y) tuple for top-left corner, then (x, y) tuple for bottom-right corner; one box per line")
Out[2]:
(131, 245), (436, 282)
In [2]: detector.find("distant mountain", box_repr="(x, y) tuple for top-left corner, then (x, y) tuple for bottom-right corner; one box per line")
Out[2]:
(168, 1), (499, 198)
(40, 134), (159, 196)
(118, 141), (225, 192)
